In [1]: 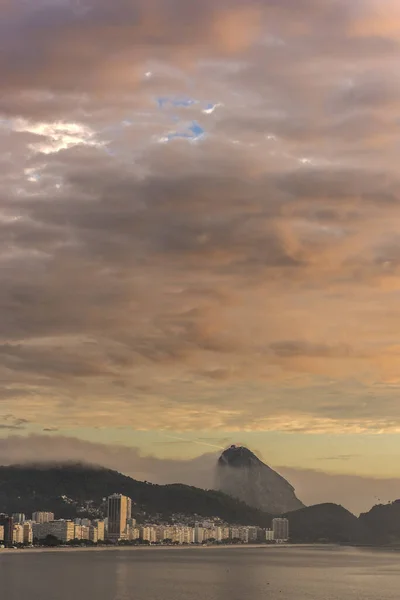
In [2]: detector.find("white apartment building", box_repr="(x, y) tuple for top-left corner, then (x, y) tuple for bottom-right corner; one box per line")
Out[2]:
(194, 526), (205, 544)
(12, 513), (25, 524)
(129, 527), (140, 541)
(32, 512), (54, 524)
(23, 522), (33, 545)
(140, 526), (157, 543)
(221, 527), (230, 541)
(12, 524), (24, 544)
(272, 518), (289, 542)
(181, 527), (195, 544)
(265, 528), (274, 541)
(204, 527), (217, 542)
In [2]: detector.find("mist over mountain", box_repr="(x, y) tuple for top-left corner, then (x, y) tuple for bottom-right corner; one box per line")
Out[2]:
(216, 445), (305, 514)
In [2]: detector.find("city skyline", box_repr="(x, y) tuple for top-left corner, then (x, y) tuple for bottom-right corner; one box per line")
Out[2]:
(0, 492), (286, 546)
(1, 0), (400, 515)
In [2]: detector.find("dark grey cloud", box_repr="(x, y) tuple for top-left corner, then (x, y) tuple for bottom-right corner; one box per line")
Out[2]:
(0, 0), (400, 437)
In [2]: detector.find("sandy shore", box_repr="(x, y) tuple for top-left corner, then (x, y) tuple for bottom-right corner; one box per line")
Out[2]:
(0, 543), (299, 556)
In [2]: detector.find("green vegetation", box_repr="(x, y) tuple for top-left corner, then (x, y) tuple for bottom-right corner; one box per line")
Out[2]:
(359, 500), (400, 545)
(0, 464), (273, 526)
(284, 503), (369, 544)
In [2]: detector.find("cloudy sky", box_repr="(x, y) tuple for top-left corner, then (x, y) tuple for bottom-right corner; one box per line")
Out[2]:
(1, 0), (400, 513)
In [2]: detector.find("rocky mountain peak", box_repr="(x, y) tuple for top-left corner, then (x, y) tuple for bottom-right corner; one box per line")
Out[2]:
(218, 445), (263, 468)
(215, 445), (305, 515)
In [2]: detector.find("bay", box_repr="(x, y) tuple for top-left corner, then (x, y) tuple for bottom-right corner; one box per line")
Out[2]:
(1, 545), (399, 600)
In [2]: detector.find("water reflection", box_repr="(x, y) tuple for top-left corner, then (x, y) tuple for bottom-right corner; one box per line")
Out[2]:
(2, 547), (400, 600)
(113, 555), (132, 600)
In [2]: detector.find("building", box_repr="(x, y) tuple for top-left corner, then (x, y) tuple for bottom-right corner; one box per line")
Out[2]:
(265, 528), (274, 541)
(89, 526), (98, 543)
(12, 513), (25, 524)
(33, 520), (75, 543)
(129, 527), (140, 541)
(128, 517), (137, 528)
(93, 520), (105, 541)
(32, 512), (54, 524)
(221, 527), (230, 541)
(73, 524), (90, 540)
(248, 527), (259, 543)
(181, 527), (195, 544)
(194, 525), (205, 544)
(74, 518), (91, 527)
(238, 527), (249, 543)
(0, 514), (14, 546)
(272, 518), (289, 542)
(74, 524), (82, 540)
(107, 494), (132, 541)
(56, 521), (75, 543)
(13, 524), (24, 544)
(23, 522), (33, 545)
(140, 526), (157, 543)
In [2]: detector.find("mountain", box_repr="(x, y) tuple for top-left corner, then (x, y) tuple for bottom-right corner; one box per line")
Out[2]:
(285, 503), (368, 544)
(0, 463), (273, 527)
(359, 500), (400, 545)
(215, 445), (304, 514)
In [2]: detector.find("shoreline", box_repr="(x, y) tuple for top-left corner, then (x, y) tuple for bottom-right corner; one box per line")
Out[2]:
(0, 543), (336, 556)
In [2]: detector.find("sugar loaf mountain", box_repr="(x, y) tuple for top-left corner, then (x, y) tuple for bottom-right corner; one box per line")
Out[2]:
(216, 445), (304, 514)
(0, 445), (398, 544)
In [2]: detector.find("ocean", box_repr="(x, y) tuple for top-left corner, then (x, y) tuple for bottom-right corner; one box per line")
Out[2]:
(1, 545), (399, 600)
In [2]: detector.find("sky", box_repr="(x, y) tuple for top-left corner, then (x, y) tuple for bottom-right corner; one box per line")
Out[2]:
(1, 0), (400, 514)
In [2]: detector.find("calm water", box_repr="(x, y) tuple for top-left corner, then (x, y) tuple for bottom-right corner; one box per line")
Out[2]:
(1, 546), (400, 600)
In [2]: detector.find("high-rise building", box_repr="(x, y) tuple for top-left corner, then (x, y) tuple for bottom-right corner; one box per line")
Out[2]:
(194, 525), (204, 544)
(139, 526), (157, 543)
(93, 520), (105, 541)
(12, 513), (25, 524)
(32, 512), (54, 524)
(23, 522), (33, 545)
(181, 527), (194, 544)
(13, 524), (24, 544)
(107, 494), (132, 541)
(74, 524), (83, 540)
(272, 518), (289, 541)
(0, 514), (13, 546)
